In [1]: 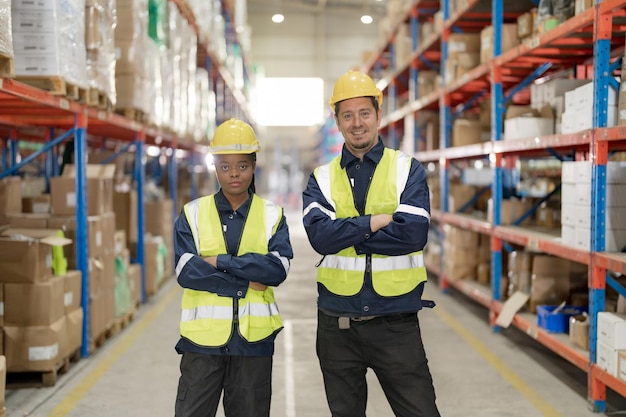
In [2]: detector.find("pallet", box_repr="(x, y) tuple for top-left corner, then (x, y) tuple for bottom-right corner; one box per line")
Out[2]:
(15, 76), (88, 102)
(86, 88), (112, 110)
(116, 107), (147, 124)
(109, 305), (136, 337)
(0, 51), (14, 78)
(6, 348), (80, 389)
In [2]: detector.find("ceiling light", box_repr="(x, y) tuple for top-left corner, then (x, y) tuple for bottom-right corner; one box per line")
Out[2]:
(272, 13), (285, 23)
(361, 15), (373, 24)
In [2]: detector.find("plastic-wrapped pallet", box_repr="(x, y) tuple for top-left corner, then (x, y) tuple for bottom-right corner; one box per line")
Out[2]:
(0, 0), (14, 77)
(11, 0), (88, 89)
(194, 67), (211, 144)
(85, 0), (117, 107)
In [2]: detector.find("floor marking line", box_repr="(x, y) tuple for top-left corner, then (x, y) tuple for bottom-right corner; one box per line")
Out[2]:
(48, 284), (181, 417)
(283, 320), (296, 417)
(432, 302), (565, 417)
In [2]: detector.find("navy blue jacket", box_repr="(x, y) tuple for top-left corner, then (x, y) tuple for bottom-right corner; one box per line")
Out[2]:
(174, 190), (293, 356)
(302, 138), (431, 317)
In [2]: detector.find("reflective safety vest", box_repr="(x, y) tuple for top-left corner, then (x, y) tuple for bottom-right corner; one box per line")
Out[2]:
(179, 194), (283, 347)
(313, 148), (427, 297)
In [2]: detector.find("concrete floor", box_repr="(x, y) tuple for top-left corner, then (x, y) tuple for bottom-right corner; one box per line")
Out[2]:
(5, 212), (626, 417)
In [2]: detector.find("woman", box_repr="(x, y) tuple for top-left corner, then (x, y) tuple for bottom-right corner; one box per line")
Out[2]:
(173, 118), (293, 417)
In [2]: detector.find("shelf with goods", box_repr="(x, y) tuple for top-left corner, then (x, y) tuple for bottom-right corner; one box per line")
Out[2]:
(0, 0), (250, 386)
(362, 0), (626, 411)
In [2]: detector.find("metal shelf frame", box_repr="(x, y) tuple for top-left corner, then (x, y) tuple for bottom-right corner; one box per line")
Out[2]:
(363, 0), (626, 412)
(0, 0), (249, 358)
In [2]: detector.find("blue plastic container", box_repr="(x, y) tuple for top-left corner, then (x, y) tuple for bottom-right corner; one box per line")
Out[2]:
(536, 305), (588, 333)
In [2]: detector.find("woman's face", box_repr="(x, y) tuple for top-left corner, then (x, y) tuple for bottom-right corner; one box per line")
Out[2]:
(214, 154), (256, 199)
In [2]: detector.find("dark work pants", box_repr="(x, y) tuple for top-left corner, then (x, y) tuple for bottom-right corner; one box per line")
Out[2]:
(174, 352), (272, 417)
(317, 310), (441, 417)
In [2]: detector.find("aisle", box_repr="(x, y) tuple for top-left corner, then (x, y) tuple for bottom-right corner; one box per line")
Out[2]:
(4, 213), (616, 417)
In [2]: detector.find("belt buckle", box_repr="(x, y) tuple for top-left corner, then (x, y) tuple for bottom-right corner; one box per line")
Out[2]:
(351, 315), (378, 322)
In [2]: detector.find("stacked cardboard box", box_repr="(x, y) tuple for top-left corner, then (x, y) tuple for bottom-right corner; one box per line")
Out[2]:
(479, 24), (520, 64)
(0, 227), (84, 374)
(561, 80), (618, 133)
(48, 164), (117, 344)
(445, 33), (481, 84)
(597, 312), (626, 378)
(442, 225), (480, 281)
(561, 161), (626, 252)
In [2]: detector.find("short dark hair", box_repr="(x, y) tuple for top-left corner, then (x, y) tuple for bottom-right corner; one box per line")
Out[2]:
(334, 96), (379, 116)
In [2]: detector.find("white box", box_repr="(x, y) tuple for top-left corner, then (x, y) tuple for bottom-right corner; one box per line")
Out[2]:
(598, 312), (626, 349)
(597, 340), (619, 376)
(504, 117), (554, 140)
(576, 81), (618, 107)
(12, 33), (59, 54)
(11, 9), (57, 32)
(560, 204), (578, 226)
(561, 161), (626, 184)
(571, 226), (626, 252)
(12, 0), (56, 10)
(14, 53), (62, 76)
(561, 183), (577, 205)
(574, 183), (591, 205)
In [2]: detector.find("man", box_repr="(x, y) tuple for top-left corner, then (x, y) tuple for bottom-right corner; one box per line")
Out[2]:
(302, 70), (440, 417)
(174, 118), (293, 417)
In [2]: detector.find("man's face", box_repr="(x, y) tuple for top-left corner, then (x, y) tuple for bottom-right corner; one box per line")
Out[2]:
(335, 96), (381, 157)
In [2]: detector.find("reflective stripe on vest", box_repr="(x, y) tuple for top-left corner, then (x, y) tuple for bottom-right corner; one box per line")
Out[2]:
(313, 148), (427, 297)
(179, 195), (283, 347)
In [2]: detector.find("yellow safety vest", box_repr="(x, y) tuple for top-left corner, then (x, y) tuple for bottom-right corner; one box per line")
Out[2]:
(179, 194), (283, 347)
(313, 148), (427, 297)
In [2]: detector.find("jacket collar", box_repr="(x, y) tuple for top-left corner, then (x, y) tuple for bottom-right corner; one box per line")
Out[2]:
(339, 137), (384, 169)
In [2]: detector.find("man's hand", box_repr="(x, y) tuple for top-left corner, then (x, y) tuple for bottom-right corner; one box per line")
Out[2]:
(370, 213), (393, 232)
(249, 282), (267, 291)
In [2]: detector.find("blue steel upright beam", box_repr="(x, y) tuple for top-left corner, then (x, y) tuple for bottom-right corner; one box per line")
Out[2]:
(45, 128), (55, 192)
(439, 0), (451, 292)
(589, 8), (611, 413)
(491, 0), (504, 321)
(74, 113), (90, 358)
(134, 133), (146, 304)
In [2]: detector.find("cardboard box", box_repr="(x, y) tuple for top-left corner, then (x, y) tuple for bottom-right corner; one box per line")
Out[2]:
(4, 275), (65, 326)
(64, 269), (82, 314)
(0, 355), (5, 407)
(66, 307), (84, 354)
(0, 229), (71, 283)
(487, 198), (533, 225)
(50, 164), (115, 216)
(448, 33), (481, 58)
(0, 177), (22, 215)
(569, 315), (589, 350)
(113, 190), (138, 243)
(0, 284), (3, 326)
(597, 340), (620, 377)
(48, 215), (104, 261)
(5, 213), (50, 229)
(517, 11), (534, 38)
(4, 316), (67, 372)
(504, 117), (554, 140)
(598, 312), (626, 349)
(452, 118), (483, 147)
(443, 224), (480, 248)
(127, 263), (142, 306)
(22, 194), (51, 214)
(480, 24), (519, 64)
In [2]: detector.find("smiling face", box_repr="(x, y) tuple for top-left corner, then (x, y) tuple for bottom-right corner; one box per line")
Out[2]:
(335, 96), (381, 159)
(214, 153), (256, 206)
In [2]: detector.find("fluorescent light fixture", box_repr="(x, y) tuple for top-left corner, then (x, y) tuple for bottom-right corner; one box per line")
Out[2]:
(361, 15), (373, 24)
(146, 145), (160, 157)
(255, 77), (325, 126)
(272, 13), (284, 23)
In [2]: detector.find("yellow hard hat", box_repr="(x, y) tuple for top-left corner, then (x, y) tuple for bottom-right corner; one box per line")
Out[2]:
(329, 70), (383, 111)
(208, 118), (260, 154)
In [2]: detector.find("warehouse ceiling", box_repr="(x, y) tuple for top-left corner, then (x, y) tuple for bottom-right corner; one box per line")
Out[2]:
(247, 0), (387, 17)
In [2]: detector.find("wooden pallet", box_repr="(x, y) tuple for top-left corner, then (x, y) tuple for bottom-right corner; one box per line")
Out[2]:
(15, 76), (88, 102)
(109, 305), (136, 337)
(6, 348), (80, 389)
(0, 51), (14, 78)
(86, 88), (112, 110)
(116, 107), (147, 123)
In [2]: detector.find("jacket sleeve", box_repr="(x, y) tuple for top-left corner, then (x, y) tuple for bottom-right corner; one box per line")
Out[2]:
(354, 158), (430, 255)
(215, 213), (293, 287)
(174, 212), (249, 297)
(302, 173), (373, 255)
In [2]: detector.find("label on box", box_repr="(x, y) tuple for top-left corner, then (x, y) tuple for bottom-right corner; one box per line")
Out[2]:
(64, 291), (73, 307)
(66, 192), (76, 208)
(29, 343), (58, 361)
(46, 253), (52, 268)
(96, 231), (102, 247)
(0, 301), (3, 315)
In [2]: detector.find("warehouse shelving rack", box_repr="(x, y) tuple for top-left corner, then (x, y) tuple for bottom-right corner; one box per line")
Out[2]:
(0, 0), (251, 358)
(362, 0), (626, 412)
